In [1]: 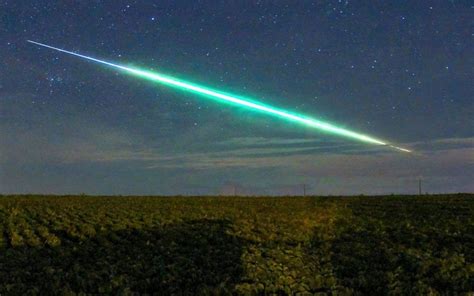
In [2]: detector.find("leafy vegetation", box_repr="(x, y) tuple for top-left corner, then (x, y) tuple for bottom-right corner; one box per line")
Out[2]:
(0, 194), (472, 294)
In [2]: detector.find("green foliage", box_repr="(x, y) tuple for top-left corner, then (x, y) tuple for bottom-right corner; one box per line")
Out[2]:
(0, 194), (472, 294)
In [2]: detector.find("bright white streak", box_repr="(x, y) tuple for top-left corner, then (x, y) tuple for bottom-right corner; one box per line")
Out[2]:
(389, 145), (412, 153)
(28, 40), (412, 152)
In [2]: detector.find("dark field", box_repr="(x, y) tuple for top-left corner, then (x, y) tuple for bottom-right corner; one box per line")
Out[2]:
(0, 194), (472, 294)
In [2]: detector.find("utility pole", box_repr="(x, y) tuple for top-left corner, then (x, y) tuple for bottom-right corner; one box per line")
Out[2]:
(418, 178), (422, 195)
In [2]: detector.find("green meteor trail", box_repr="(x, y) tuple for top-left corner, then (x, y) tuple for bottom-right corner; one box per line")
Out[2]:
(28, 40), (411, 153)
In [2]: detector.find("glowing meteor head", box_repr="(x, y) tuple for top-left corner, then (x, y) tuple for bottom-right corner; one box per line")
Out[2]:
(389, 145), (412, 153)
(27, 40), (412, 153)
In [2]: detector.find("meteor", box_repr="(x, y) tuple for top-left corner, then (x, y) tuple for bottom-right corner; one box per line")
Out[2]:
(28, 40), (411, 153)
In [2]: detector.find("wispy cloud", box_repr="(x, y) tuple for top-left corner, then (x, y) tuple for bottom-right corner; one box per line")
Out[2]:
(409, 137), (474, 152)
(217, 136), (336, 147)
(2, 119), (472, 174)
(1, 94), (472, 195)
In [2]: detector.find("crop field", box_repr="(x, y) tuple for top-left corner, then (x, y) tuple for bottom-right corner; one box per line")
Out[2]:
(0, 194), (472, 294)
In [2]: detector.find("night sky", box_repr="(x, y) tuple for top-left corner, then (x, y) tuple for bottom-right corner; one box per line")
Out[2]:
(1, 1), (472, 195)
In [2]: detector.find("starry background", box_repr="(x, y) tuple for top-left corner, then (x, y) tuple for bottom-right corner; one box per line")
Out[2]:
(1, 1), (472, 195)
